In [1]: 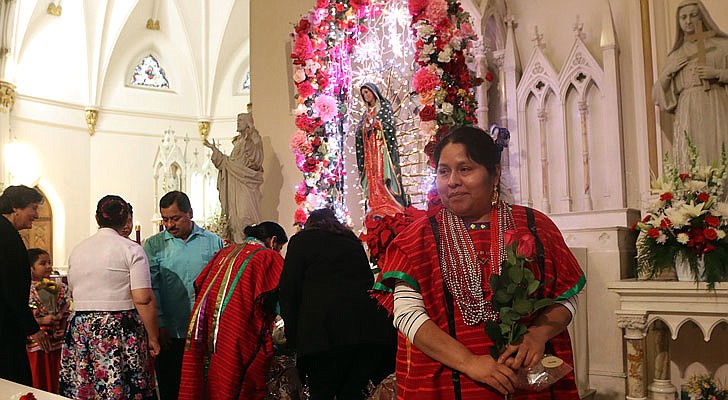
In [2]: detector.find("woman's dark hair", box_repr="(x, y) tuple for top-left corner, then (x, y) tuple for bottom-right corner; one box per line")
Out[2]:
(433, 126), (501, 175)
(304, 208), (359, 241)
(0, 185), (43, 214)
(28, 248), (49, 267)
(160, 191), (191, 213)
(244, 221), (288, 245)
(96, 195), (131, 229)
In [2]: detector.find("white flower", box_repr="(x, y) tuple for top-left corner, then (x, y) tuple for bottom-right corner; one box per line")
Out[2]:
(449, 38), (462, 51)
(681, 201), (707, 218)
(418, 44), (436, 62)
(441, 102), (454, 115)
(710, 201), (728, 218)
(304, 60), (320, 76)
(437, 46), (453, 63)
(650, 178), (674, 194)
(656, 233), (667, 244)
(676, 232), (690, 244)
(648, 199), (665, 211)
(415, 21), (435, 38)
(665, 207), (689, 228)
(684, 179), (707, 192)
(717, 229), (727, 240)
(293, 68), (306, 83)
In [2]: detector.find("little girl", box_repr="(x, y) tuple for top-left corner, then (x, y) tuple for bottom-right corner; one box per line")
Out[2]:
(26, 248), (70, 393)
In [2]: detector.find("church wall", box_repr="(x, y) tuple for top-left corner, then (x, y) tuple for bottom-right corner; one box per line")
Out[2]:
(250, 0), (313, 239)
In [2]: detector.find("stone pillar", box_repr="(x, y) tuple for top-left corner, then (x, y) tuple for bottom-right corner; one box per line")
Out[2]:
(0, 80), (15, 187)
(648, 320), (676, 400)
(617, 313), (647, 400)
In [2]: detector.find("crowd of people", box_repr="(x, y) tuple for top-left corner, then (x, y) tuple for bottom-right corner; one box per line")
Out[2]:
(0, 126), (585, 400)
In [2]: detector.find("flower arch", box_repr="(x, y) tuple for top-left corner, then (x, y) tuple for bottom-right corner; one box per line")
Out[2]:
(289, 0), (482, 226)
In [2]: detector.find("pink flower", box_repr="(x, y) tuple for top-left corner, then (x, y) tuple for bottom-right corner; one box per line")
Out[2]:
(460, 22), (475, 37)
(413, 67), (440, 93)
(289, 130), (313, 155)
(316, 0), (329, 9)
(314, 94), (338, 122)
(291, 34), (313, 62)
(296, 81), (316, 99)
(425, 0), (449, 25)
(408, 0), (428, 16)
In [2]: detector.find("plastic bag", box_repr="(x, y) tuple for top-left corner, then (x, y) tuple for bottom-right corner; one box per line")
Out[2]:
(514, 355), (573, 392)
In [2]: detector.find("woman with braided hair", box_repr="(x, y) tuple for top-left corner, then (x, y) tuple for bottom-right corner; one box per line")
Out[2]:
(60, 195), (159, 399)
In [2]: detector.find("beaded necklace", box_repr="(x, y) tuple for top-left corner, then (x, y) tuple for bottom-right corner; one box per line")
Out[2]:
(437, 201), (515, 325)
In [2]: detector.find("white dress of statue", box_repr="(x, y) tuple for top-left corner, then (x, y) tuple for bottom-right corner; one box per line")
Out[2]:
(204, 107), (263, 243)
(653, 0), (728, 168)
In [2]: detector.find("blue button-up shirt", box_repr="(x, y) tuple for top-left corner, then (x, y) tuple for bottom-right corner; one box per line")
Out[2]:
(143, 223), (223, 338)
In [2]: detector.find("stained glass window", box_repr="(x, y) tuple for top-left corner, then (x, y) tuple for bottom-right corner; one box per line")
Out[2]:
(130, 54), (170, 88)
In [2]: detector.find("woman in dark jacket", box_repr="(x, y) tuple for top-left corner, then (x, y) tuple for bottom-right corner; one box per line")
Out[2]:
(0, 185), (51, 385)
(279, 208), (395, 400)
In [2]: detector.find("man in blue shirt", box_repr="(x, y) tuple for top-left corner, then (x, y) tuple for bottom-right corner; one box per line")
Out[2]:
(144, 191), (223, 400)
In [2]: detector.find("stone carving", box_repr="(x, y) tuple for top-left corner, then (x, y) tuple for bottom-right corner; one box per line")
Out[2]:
(653, 0), (728, 168)
(204, 104), (263, 243)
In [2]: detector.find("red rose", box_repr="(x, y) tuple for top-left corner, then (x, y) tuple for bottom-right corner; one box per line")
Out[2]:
(704, 227), (718, 241)
(485, 71), (494, 82)
(630, 221), (638, 231)
(647, 228), (660, 238)
(697, 193), (709, 202)
(503, 229), (518, 246)
(312, 137), (322, 147)
(419, 105), (437, 121)
(294, 191), (307, 205)
(679, 173), (689, 180)
(334, 3), (344, 12)
(316, 0), (329, 8)
(660, 192), (673, 201)
(517, 233), (537, 260)
(705, 215), (720, 227)
(660, 218), (672, 229)
(303, 157), (319, 172)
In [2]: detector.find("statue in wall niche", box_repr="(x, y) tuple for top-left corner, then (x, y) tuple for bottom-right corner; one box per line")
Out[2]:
(653, 0), (728, 169)
(204, 104), (263, 243)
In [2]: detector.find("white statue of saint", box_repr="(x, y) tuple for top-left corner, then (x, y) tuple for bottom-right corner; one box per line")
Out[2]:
(653, 0), (728, 168)
(204, 104), (264, 243)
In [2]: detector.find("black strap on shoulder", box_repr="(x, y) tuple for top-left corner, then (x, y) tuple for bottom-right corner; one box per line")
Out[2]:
(525, 207), (547, 298)
(525, 207), (556, 399)
(429, 216), (462, 400)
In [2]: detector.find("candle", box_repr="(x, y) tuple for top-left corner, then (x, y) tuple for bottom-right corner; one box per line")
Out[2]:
(135, 223), (141, 244)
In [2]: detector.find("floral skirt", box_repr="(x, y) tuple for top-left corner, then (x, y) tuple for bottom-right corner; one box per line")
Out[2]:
(59, 310), (157, 400)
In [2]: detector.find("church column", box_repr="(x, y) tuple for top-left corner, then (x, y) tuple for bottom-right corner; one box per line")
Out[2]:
(648, 320), (676, 400)
(473, 41), (489, 130)
(617, 313), (648, 400)
(537, 108), (551, 213)
(0, 80), (13, 187)
(578, 100), (593, 211)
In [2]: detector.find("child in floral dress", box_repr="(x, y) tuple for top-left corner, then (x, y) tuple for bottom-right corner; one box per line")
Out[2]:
(26, 248), (70, 393)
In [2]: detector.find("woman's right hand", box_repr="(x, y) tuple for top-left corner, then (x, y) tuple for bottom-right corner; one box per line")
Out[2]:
(462, 354), (517, 395)
(148, 337), (160, 357)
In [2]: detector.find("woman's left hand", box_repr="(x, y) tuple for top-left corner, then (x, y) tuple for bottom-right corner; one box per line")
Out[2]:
(497, 331), (547, 370)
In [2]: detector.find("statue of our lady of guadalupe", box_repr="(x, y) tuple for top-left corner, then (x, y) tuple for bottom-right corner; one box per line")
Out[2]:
(355, 82), (408, 218)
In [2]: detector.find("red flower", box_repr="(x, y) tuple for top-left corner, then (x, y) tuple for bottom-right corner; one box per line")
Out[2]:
(697, 193), (709, 202)
(334, 3), (344, 12)
(660, 218), (672, 229)
(704, 227), (718, 241)
(296, 81), (316, 99)
(642, 215), (652, 223)
(679, 173), (690, 180)
(349, 0), (370, 10)
(485, 71), (494, 82)
(312, 136), (322, 147)
(295, 19), (311, 35)
(647, 228), (660, 238)
(294, 191), (307, 205)
(660, 192), (673, 201)
(705, 215), (720, 227)
(294, 208), (308, 224)
(295, 114), (321, 132)
(517, 234), (537, 260)
(303, 157), (319, 172)
(419, 105), (437, 121)
(316, 0), (329, 8)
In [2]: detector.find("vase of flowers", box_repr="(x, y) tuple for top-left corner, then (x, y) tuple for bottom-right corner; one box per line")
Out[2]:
(682, 374), (726, 400)
(632, 136), (728, 290)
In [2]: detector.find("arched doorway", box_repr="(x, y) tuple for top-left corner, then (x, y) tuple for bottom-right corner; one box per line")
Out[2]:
(19, 187), (53, 255)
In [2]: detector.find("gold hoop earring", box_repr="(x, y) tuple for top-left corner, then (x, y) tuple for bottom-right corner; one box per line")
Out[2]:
(491, 185), (499, 206)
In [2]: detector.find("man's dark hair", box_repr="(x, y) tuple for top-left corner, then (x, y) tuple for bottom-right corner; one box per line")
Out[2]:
(159, 191), (192, 213)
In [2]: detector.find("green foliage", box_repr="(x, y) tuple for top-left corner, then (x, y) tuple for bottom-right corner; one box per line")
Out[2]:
(487, 242), (553, 359)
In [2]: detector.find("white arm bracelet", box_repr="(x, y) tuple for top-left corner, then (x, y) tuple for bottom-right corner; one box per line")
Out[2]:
(555, 292), (579, 322)
(393, 283), (431, 343)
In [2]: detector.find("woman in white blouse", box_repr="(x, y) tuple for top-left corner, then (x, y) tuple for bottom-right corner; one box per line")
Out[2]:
(60, 195), (160, 400)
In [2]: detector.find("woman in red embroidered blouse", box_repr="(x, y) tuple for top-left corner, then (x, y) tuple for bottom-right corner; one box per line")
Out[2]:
(373, 127), (585, 399)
